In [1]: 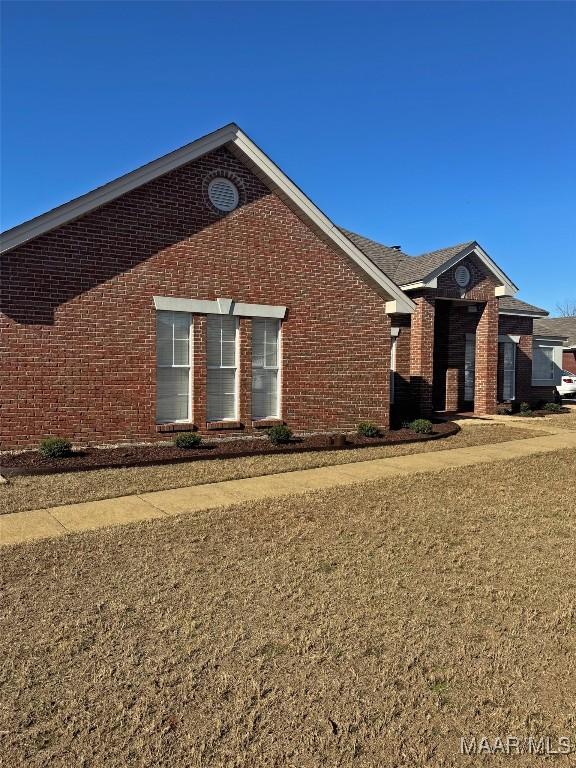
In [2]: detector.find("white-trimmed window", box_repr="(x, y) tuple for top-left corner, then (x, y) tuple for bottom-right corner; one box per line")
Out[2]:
(207, 315), (238, 421)
(500, 340), (517, 401)
(252, 318), (280, 420)
(532, 338), (563, 385)
(156, 311), (191, 422)
(390, 334), (398, 405)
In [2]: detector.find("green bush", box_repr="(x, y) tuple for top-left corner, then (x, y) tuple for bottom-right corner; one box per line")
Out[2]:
(408, 418), (433, 434)
(519, 402), (532, 414)
(174, 431), (202, 449)
(39, 437), (73, 458)
(496, 404), (513, 415)
(267, 425), (293, 444)
(357, 421), (380, 438)
(543, 402), (563, 414)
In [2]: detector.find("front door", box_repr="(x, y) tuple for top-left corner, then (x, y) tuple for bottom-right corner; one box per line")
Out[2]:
(464, 336), (475, 402)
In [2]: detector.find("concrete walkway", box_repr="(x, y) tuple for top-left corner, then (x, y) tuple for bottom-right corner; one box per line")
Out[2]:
(2, 426), (575, 547)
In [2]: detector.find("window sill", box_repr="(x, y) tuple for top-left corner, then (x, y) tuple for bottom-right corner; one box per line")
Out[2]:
(252, 418), (284, 429)
(206, 420), (243, 431)
(156, 422), (196, 433)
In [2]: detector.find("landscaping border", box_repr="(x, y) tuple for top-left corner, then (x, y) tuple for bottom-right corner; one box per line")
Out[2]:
(0, 423), (460, 478)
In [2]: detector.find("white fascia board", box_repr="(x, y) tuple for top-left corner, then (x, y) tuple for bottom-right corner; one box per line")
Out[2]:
(153, 295), (286, 319)
(499, 311), (548, 318)
(532, 335), (568, 345)
(399, 279), (437, 291)
(1, 124), (239, 253)
(1, 123), (415, 316)
(231, 130), (415, 315)
(499, 334), (521, 343)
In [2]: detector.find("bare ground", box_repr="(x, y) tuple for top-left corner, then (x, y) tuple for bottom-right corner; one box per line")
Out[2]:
(1, 448), (575, 767)
(0, 424), (542, 515)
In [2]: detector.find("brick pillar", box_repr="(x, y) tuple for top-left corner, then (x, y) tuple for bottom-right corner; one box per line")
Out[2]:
(192, 315), (207, 428)
(474, 297), (498, 414)
(409, 295), (435, 416)
(239, 317), (252, 427)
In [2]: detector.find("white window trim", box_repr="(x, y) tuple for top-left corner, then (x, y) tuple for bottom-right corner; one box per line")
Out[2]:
(206, 315), (239, 422)
(154, 295), (286, 319)
(156, 311), (193, 424)
(532, 337), (563, 386)
(252, 319), (282, 420)
(390, 334), (398, 405)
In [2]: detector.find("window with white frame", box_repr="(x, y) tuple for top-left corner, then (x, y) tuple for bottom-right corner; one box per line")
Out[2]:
(532, 344), (555, 382)
(252, 318), (280, 420)
(156, 311), (191, 422)
(390, 335), (398, 405)
(207, 315), (238, 421)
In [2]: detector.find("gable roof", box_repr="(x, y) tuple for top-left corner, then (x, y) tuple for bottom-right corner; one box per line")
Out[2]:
(499, 296), (549, 317)
(0, 124), (415, 315)
(393, 241), (476, 285)
(343, 228), (517, 295)
(534, 317), (576, 348)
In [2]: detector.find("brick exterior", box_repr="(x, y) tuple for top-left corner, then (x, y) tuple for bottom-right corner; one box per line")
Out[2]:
(0, 147), (557, 448)
(563, 350), (576, 376)
(0, 146), (392, 449)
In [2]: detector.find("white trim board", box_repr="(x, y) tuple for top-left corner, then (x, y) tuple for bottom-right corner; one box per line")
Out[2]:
(154, 296), (287, 319)
(1, 123), (415, 315)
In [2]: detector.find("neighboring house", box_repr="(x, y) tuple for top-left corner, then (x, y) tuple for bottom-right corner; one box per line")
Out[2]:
(0, 124), (563, 449)
(533, 317), (576, 375)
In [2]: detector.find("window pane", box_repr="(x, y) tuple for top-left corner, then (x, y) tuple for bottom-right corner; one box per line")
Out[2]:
(207, 369), (236, 421)
(173, 312), (190, 341)
(156, 311), (173, 341)
(534, 346), (554, 380)
(173, 339), (189, 366)
(252, 319), (266, 367)
(252, 369), (278, 420)
(157, 368), (189, 422)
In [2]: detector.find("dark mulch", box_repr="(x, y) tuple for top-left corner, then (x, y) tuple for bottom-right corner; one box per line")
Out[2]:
(0, 422), (458, 477)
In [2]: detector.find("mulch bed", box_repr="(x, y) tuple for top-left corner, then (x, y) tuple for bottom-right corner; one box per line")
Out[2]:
(0, 422), (459, 477)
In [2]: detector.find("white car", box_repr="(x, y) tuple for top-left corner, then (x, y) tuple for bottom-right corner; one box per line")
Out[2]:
(557, 371), (576, 398)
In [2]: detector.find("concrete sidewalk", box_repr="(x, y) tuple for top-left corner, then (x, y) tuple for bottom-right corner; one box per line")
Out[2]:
(2, 429), (575, 547)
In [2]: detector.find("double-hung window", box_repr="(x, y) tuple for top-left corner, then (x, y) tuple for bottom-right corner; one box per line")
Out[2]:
(156, 311), (191, 422)
(207, 315), (238, 421)
(532, 344), (554, 381)
(252, 318), (280, 420)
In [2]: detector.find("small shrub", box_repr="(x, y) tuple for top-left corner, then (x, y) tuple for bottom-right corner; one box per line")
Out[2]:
(174, 431), (202, 449)
(267, 425), (293, 444)
(496, 404), (513, 415)
(543, 402), (563, 414)
(519, 402), (532, 414)
(408, 418), (433, 434)
(39, 437), (73, 458)
(357, 421), (380, 438)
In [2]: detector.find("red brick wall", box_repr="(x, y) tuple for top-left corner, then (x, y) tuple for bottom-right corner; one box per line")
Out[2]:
(0, 146), (392, 449)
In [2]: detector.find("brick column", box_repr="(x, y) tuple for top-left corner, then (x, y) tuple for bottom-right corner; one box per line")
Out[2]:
(409, 294), (435, 416)
(239, 317), (252, 427)
(474, 297), (498, 414)
(192, 315), (207, 428)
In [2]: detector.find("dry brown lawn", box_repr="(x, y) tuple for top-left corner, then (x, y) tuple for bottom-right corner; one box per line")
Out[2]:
(1, 448), (575, 767)
(0, 424), (542, 515)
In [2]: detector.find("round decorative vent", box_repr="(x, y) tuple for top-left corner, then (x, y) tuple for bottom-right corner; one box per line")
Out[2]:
(454, 264), (471, 288)
(207, 177), (239, 212)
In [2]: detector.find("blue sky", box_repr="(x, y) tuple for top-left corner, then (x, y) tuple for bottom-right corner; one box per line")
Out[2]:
(2, 1), (575, 311)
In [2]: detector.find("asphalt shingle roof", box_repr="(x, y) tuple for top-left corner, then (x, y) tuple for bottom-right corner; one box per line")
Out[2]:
(341, 227), (475, 286)
(498, 296), (549, 317)
(533, 317), (576, 348)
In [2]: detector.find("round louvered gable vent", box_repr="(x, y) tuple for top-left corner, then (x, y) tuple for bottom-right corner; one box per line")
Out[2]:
(208, 178), (239, 212)
(454, 264), (471, 288)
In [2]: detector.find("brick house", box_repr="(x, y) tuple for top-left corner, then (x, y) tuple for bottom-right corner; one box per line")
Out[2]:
(0, 124), (563, 449)
(534, 318), (576, 376)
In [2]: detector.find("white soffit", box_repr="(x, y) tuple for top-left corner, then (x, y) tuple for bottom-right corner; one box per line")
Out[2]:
(0, 123), (415, 315)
